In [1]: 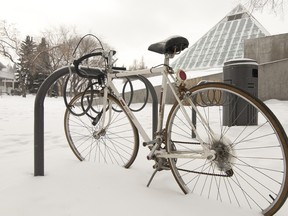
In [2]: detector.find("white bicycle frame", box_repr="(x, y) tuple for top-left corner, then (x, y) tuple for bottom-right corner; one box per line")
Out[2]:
(98, 51), (215, 160)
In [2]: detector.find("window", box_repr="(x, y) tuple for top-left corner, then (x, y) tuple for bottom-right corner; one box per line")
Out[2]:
(227, 13), (244, 21)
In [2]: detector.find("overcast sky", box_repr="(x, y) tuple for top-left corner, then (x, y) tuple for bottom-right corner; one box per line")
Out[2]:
(1, 0), (288, 67)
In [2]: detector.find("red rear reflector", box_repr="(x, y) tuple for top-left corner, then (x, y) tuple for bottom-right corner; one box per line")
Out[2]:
(177, 69), (187, 81)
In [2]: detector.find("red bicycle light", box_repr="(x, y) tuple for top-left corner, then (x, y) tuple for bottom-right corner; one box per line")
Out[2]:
(177, 69), (187, 81)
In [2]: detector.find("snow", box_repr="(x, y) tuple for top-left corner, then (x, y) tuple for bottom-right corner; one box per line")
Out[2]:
(0, 95), (287, 216)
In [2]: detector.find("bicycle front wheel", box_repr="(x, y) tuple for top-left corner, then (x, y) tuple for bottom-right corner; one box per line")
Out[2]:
(64, 90), (139, 168)
(165, 82), (288, 215)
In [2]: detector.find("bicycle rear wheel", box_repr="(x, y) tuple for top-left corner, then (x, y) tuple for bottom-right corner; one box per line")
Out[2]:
(165, 82), (288, 215)
(64, 90), (139, 168)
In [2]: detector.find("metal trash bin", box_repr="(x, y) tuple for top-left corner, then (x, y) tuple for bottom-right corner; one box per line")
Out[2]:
(223, 58), (258, 126)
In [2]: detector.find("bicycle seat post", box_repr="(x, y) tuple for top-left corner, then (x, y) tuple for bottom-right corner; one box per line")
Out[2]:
(164, 54), (171, 66)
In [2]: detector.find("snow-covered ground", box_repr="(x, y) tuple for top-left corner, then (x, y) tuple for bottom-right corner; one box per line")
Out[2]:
(0, 95), (287, 216)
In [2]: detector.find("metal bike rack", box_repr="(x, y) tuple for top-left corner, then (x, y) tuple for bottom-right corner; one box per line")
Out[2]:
(34, 66), (158, 176)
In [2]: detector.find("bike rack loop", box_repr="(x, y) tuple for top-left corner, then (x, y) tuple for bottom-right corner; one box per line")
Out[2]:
(34, 66), (158, 176)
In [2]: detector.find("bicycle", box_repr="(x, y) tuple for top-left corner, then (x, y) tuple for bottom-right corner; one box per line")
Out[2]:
(63, 35), (288, 216)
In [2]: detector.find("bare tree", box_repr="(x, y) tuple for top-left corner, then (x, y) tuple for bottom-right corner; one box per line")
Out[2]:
(244, 0), (287, 13)
(128, 56), (147, 71)
(41, 26), (111, 96)
(0, 20), (20, 64)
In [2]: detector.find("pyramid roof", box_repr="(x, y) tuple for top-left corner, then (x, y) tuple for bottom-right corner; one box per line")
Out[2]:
(172, 4), (270, 71)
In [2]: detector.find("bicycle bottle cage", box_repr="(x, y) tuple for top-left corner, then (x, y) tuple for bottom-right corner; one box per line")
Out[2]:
(148, 36), (189, 55)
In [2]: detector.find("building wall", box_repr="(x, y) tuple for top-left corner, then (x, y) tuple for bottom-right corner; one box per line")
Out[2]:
(244, 33), (288, 100)
(0, 65), (16, 95)
(244, 33), (288, 64)
(258, 59), (288, 100)
(0, 78), (14, 95)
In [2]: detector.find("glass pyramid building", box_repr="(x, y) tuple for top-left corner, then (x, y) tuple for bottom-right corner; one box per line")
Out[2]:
(172, 4), (270, 71)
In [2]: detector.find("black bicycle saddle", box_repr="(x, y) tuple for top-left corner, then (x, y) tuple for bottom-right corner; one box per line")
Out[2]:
(148, 36), (189, 55)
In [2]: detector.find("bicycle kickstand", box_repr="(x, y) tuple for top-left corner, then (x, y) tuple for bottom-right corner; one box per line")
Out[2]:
(145, 140), (164, 187)
(147, 156), (169, 187)
(147, 168), (159, 187)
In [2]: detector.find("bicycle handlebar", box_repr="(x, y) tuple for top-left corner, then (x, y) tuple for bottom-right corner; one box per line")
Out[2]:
(112, 66), (127, 71)
(73, 52), (103, 78)
(73, 51), (126, 78)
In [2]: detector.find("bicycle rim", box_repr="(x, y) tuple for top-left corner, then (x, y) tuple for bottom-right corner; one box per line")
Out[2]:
(64, 90), (139, 168)
(166, 82), (288, 215)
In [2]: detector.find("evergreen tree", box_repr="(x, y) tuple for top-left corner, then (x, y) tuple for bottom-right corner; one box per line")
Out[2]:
(18, 35), (37, 96)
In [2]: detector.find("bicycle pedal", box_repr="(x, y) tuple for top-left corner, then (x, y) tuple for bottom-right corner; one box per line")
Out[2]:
(143, 137), (162, 147)
(143, 140), (156, 147)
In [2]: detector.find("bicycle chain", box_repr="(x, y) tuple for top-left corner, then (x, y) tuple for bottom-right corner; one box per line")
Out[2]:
(176, 167), (233, 177)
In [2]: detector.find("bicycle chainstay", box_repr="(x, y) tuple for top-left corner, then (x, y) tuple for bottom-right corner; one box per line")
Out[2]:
(168, 141), (234, 178)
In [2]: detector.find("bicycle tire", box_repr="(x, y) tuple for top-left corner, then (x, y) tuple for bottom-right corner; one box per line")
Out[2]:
(64, 90), (139, 168)
(165, 82), (288, 215)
